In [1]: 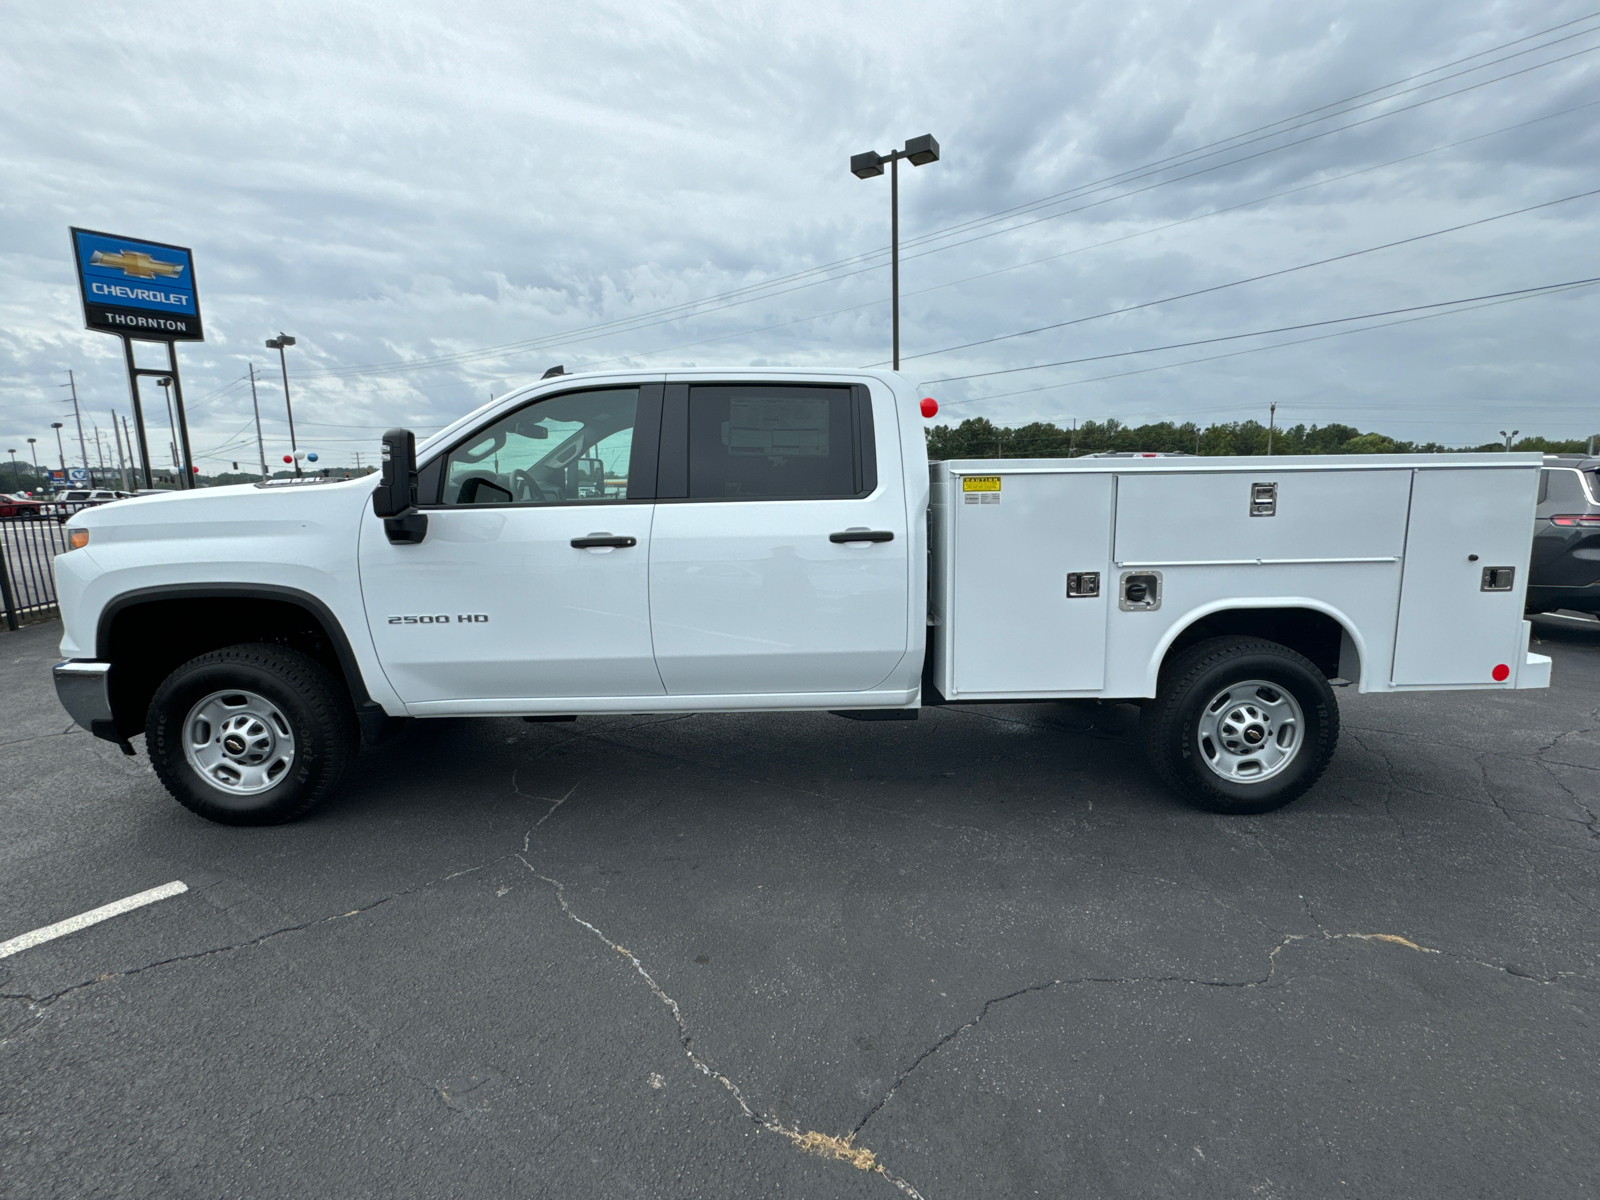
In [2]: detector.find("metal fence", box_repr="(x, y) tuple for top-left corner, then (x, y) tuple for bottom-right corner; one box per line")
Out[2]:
(0, 515), (74, 629)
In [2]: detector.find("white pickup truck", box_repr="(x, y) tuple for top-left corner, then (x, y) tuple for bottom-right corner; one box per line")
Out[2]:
(51, 368), (1549, 825)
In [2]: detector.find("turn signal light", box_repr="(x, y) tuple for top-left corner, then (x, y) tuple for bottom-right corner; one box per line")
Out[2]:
(68, 529), (90, 550)
(1549, 514), (1600, 526)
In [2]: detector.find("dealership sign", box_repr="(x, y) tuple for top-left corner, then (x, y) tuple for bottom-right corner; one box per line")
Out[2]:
(70, 227), (204, 341)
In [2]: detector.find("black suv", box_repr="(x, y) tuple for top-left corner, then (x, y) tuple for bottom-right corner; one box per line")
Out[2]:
(1527, 455), (1600, 615)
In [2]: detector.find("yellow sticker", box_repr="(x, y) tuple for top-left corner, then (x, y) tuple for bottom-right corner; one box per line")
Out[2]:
(961, 476), (1001, 492)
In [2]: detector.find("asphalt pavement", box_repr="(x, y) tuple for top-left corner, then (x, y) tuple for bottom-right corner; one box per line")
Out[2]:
(2, 617), (1597, 1199)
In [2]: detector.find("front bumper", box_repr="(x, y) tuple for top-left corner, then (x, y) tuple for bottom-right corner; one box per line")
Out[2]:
(53, 660), (115, 738)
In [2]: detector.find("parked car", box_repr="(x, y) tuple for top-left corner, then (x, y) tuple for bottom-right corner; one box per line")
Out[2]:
(0, 492), (45, 518)
(1527, 454), (1600, 615)
(43, 489), (132, 521)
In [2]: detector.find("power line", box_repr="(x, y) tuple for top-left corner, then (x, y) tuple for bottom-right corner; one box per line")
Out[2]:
(889, 186), (1600, 365)
(956, 280), (1600, 407)
(926, 276), (1600, 384)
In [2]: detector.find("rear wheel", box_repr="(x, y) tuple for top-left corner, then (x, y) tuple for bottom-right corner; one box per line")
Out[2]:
(1141, 637), (1338, 814)
(147, 643), (357, 825)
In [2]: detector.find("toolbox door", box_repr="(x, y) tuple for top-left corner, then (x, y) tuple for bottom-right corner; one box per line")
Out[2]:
(950, 471), (1112, 694)
(1391, 467), (1536, 686)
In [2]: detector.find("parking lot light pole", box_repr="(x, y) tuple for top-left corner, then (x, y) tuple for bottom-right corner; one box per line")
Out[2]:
(50, 423), (66, 473)
(851, 134), (940, 371)
(26, 438), (38, 472)
(1500, 429), (1519, 451)
(7, 450), (18, 490)
(265, 335), (300, 475)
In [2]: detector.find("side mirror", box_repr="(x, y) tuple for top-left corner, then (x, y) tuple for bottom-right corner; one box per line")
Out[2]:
(373, 428), (428, 544)
(372, 428), (417, 517)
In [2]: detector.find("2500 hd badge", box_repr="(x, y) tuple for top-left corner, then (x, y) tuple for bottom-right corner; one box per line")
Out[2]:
(387, 614), (490, 625)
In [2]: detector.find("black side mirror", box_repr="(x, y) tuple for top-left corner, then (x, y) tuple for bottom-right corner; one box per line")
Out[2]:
(373, 428), (417, 517)
(374, 428), (428, 544)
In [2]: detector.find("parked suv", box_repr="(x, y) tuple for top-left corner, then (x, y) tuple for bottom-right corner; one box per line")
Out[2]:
(44, 489), (131, 521)
(1527, 455), (1600, 615)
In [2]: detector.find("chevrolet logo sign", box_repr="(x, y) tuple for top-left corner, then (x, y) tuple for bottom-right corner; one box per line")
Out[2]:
(89, 249), (184, 280)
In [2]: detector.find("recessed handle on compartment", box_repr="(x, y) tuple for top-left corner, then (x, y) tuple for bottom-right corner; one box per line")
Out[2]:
(571, 534), (637, 548)
(830, 530), (894, 544)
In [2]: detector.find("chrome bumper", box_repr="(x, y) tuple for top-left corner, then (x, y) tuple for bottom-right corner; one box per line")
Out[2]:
(54, 660), (113, 733)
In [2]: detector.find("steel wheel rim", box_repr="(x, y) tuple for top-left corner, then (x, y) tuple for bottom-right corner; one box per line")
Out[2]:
(182, 688), (296, 796)
(1195, 678), (1304, 784)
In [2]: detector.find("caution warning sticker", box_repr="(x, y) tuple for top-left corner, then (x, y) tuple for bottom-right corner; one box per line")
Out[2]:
(961, 475), (1001, 492)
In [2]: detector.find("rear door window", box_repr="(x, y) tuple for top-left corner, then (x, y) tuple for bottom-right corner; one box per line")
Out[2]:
(686, 385), (867, 500)
(1543, 468), (1589, 510)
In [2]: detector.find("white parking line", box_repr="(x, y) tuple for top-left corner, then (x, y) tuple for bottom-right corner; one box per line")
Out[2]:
(0, 880), (189, 959)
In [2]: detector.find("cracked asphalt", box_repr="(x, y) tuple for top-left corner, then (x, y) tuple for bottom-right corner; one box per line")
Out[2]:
(2, 618), (1598, 1199)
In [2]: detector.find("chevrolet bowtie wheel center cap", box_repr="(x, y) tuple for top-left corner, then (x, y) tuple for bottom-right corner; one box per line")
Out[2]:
(1196, 681), (1305, 785)
(183, 689), (297, 796)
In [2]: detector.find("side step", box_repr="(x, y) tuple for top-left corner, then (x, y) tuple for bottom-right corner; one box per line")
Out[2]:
(830, 709), (919, 722)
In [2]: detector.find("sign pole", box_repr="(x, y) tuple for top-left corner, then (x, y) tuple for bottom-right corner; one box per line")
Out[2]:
(120, 336), (154, 490)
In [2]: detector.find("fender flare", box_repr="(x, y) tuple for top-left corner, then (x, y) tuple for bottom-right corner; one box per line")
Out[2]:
(96, 582), (376, 709)
(1144, 596), (1370, 694)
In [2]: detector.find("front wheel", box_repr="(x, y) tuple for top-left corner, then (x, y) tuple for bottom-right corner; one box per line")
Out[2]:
(147, 643), (358, 825)
(1141, 637), (1339, 814)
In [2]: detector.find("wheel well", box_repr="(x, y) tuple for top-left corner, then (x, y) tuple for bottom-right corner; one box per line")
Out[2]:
(102, 595), (358, 738)
(1164, 607), (1353, 683)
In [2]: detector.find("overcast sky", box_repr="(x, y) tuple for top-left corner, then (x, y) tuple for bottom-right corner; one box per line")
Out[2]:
(2, 0), (1597, 474)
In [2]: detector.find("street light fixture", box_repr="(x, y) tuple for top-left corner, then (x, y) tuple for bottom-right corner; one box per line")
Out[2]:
(850, 134), (940, 370)
(50, 422), (66, 474)
(1500, 429), (1520, 452)
(265, 333), (300, 475)
(26, 437), (38, 473)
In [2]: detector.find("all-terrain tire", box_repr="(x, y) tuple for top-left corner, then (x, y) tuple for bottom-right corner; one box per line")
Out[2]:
(1141, 636), (1339, 815)
(147, 643), (358, 825)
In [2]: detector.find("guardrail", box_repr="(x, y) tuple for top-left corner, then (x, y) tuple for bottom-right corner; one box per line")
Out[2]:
(0, 516), (73, 630)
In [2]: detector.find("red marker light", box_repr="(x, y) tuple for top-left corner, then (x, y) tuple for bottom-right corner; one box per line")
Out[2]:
(1492, 663), (1510, 682)
(920, 397), (938, 418)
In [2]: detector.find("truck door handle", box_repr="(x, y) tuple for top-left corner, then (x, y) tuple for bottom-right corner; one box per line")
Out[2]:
(829, 530), (894, 544)
(571, 534), (637, 548)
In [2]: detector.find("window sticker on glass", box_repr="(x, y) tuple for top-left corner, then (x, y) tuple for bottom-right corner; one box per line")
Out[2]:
(725, 397), (830, 460)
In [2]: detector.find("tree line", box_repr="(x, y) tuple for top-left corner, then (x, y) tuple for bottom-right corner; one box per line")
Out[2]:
(925, 417), (1596, 459)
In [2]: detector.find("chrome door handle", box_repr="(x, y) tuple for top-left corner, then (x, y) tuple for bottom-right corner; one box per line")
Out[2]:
(829, 530), (894, 544)
(571, 534), (637, 548)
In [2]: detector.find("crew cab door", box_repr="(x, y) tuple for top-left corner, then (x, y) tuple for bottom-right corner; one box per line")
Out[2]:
(358, 384), (665, 706)
(647, 381), (910, 695)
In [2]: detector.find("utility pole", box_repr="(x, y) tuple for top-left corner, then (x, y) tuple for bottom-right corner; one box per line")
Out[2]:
(110, 412), (130, 491)
(1267, 403), (1276, 456)
(59, 370), (90, 468)
(1069, 418), (1077, 458)
(248, 363), (269, 480)
(93, 425), (107, 482)
(121, 414), (140, 486)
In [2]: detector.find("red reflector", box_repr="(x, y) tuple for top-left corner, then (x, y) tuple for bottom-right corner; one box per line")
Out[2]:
(1549, 514), (1600, 526)
(1492, 663), (1510, 682)
(920, 397), (938, 418)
